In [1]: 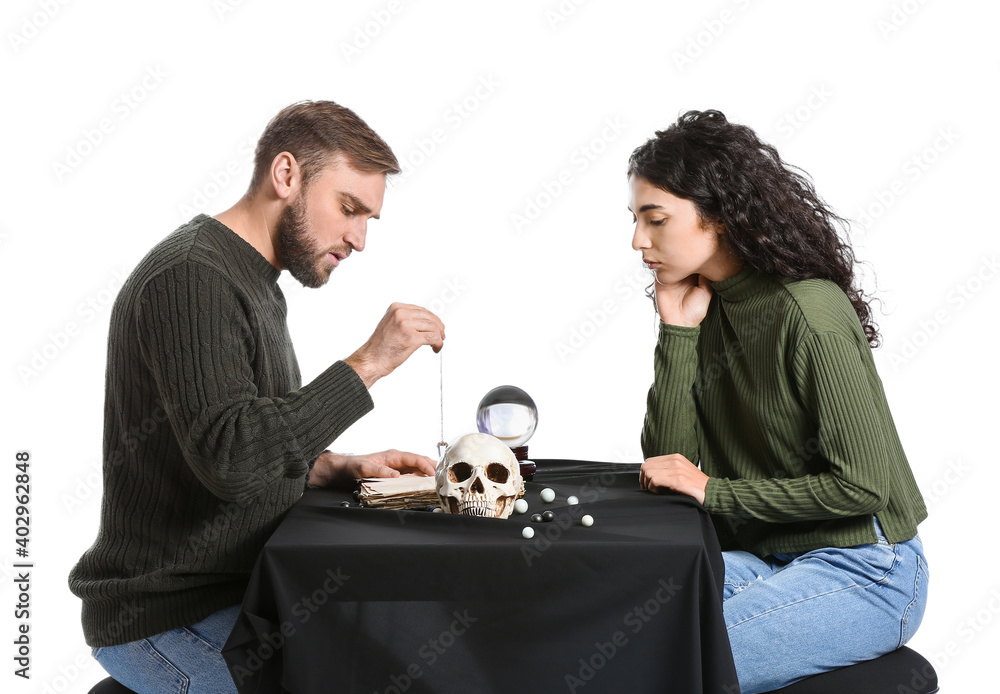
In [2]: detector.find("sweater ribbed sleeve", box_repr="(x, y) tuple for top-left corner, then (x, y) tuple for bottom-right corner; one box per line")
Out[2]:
(135, 263), (373, 503)
(704, 331), (889, 521)
(641, 322), (701, 465)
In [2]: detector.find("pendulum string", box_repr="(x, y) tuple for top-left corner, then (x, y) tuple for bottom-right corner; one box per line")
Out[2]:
(436, 350), (447, 459)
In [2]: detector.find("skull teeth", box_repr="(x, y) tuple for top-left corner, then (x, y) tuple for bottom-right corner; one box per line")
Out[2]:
(459, 501), (496, 517)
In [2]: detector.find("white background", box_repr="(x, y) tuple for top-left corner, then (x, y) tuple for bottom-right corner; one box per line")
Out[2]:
(2, 0), (998, 691)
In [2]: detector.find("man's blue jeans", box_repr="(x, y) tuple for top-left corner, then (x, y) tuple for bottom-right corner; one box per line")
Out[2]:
(722, 517), (928, 693)
(92, 603), (240, 694)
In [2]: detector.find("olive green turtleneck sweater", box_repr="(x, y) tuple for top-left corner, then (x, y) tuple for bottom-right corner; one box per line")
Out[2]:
(641, 267), (927, 557)
(69, 214), (374, 647)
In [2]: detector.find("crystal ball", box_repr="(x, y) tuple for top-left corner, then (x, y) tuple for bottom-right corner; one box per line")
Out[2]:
(476, 385), (538, 449)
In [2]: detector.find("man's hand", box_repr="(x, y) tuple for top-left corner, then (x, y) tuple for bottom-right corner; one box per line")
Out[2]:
(639, 454), (709, 504)
(654, 273), (713, 327)
(308, 449), (437, 489)
(345, 303), (445, 389)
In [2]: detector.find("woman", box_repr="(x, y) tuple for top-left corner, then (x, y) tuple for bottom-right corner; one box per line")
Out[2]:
(629, 110), (928, 693)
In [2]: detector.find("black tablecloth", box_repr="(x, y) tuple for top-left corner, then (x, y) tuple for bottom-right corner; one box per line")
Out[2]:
(222, 459), (739, 693)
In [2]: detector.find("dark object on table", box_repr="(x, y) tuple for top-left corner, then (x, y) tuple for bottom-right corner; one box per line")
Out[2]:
(87, 677), (137, 694)
(223, 459), (738, 694)
(512, 445), (537, 480)
(530, 513), (543, 523)
(763, 646), (938, 693)
(541, 510), (555, 522)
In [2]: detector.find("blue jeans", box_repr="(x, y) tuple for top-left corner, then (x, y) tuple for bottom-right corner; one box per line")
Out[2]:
(92, 604), (240, 694)
(722, 517), (928, 694)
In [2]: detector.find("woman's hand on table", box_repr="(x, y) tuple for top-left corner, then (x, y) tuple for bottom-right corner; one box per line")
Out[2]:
(308, 450), (437, 488)
(640, 454), (709, 505)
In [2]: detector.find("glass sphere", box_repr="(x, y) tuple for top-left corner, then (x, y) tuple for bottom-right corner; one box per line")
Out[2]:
(476, 386), (538, 448)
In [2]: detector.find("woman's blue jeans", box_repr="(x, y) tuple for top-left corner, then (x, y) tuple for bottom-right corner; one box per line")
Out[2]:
(722, 517), (928, 693)
(92, 603), (240, 694)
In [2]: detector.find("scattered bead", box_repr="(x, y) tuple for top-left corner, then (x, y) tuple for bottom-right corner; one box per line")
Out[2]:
(514, 498), (529, 514)
(352, 490), (361, 501)
(432, 507), (443, 513)
(567, 495), (579, 505)
(522, 527), (535, 539)
(541, 510), (555, 522)
(339, 501), (352, 508)
(540, 488), (556, 503)
(581, 515), (594, 527)
(531, 513), (543, 523)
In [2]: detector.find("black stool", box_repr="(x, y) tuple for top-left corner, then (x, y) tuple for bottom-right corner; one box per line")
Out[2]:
(88, 677), (137, 694)
(763, 646), (938, 693)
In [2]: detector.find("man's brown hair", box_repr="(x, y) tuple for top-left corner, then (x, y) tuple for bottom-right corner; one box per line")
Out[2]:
(248, 100), (400, 194)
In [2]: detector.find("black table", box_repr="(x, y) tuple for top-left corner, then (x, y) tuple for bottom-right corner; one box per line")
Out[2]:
(222, 459), (739, 693)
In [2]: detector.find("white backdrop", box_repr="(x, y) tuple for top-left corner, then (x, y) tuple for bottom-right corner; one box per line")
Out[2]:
(2, 1), (998, 691)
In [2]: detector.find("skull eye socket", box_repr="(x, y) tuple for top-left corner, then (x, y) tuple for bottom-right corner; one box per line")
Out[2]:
(449, 462), (473, 482)
(486, 463), (509, 484)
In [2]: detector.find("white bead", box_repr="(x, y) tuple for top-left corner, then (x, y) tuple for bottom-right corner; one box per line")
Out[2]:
(540, 488), (556, 503)
(522, 527), (535, 539)
(581, 515), (594, 527)
(567, 496), (579, 505)
(514, 499), (529, 514)
(432, 507), (443, 513)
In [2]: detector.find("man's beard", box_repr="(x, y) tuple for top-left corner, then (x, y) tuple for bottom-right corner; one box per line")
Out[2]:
(275, 194), (330, 288)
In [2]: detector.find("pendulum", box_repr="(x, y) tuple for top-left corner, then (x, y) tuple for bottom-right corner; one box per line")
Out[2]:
(437, 351), (448, 459)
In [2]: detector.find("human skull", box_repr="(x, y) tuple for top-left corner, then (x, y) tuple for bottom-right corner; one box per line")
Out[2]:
(436, 433), (523, 519)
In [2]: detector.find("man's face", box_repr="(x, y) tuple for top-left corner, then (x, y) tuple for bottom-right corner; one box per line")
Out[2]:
(276, 156), (387, 288)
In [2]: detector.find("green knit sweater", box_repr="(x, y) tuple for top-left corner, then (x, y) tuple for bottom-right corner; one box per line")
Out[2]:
(68, 215), (373, 647)
(641, 267), (927, 557)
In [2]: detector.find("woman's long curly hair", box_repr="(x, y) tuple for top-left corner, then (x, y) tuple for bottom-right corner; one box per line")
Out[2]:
(627, 109), (880, 348)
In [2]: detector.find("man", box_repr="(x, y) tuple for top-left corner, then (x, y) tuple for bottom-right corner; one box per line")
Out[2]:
(69, 101), (444, 693)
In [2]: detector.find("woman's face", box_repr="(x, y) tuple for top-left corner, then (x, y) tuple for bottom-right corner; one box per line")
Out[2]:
(628, 175), (738, 284)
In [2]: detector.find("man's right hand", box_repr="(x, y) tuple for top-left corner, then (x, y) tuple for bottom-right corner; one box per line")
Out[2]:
(654, 273), (713, 328)
(345, 303), (445, 388)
